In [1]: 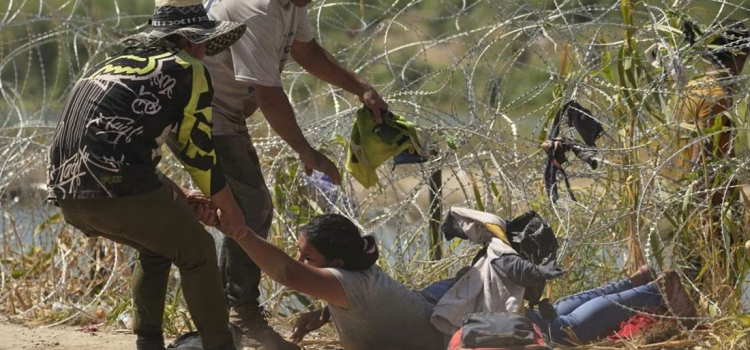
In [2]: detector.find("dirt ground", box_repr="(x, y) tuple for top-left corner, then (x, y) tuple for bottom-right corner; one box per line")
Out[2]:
(0, 320), (341, 350)
(0, 321), (137, 350)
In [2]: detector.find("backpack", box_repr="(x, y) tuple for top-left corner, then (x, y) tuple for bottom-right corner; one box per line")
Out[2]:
(448, 313), (552, 350)
(465, 211), (560, 309)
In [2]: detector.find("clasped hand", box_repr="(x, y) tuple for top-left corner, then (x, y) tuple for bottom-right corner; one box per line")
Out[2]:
(186, 190), (218, 226)
(185, 190), (247, 239)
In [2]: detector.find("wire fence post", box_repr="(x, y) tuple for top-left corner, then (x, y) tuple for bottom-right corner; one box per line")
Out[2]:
(429, 168), (443, 261)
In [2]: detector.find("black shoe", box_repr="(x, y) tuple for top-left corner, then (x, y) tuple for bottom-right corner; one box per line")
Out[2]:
(137, 334), (165, 350)
(167, 329), (239, 350)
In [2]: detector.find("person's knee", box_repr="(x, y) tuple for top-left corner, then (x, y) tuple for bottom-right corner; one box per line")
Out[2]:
(137, 249), (172, 265)
(173, 230), (218, 271)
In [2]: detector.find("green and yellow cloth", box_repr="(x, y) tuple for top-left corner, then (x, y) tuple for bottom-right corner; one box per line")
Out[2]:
(346, 107), (427, 188)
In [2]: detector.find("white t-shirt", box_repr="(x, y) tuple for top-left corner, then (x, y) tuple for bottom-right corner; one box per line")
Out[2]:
(325, 266), (446, 350)
(203, 0), (314, 135)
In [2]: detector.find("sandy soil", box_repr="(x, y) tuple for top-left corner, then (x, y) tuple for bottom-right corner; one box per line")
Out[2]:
(0, 321), (340, 350)
(0, 321), (137, 350)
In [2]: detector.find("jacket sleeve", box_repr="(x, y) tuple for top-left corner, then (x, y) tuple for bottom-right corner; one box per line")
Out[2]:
(491, 254), (547, 288)
(175, 60), (226, 196)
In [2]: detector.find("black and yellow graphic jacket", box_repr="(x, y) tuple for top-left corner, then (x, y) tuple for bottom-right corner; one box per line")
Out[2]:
(47, 46), (225, 199)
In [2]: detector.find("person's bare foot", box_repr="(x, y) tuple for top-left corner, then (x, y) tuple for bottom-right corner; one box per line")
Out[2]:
(656, 270), (698, 329)
(629, 265), (657, 287)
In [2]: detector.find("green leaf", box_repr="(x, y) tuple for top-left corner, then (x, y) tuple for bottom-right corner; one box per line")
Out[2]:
(724, 96), (750, 152)
(289, 205), (301, 216)
(538, 97), (562, 141)
(624, 51), (637, 88)
(598, 36), (614, 83)
(446, 135), (457, 150)
(621, 0), (630, 25)
(489, 181), (501, 203)
(655, 24), (682, 35)
(736, 314), (750, 327)
(617, 46), (628, 88)
(33, 212), (62, 238)
(707, 303), (720, 317)
(622, 54), (632, 71)
(469, 174), (484, 212)
(648, 229), (664, 269)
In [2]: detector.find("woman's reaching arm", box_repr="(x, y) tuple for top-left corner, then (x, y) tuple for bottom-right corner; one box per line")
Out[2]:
(233, 229), (348, 309)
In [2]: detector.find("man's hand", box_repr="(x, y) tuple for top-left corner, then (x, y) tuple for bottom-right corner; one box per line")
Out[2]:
(360, 87), (388, 124)
(192, 203), (218, 226)
(186, 190), (218, 226)
(217, 205), (247, 239)
(210, 186), (247, 239)
(291, 309), (328, 344)
(300, 149), (341, 185)
(290, 39), (388, 124)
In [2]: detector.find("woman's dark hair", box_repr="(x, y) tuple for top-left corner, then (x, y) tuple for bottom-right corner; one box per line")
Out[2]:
(302, 214), (379, 271)
(706, 20), (750, 67)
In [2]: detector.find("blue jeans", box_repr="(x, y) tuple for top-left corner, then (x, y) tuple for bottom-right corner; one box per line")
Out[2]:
(421, 279), (454, 304)
(424, 278), (662, 345)
(526, 279), (662, 345)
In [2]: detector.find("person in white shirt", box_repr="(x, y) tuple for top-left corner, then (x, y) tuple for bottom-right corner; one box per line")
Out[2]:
(201, 0), (387, 349)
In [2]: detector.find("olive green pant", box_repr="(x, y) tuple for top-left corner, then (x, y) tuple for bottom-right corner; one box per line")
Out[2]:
(58, 185), (232, 349)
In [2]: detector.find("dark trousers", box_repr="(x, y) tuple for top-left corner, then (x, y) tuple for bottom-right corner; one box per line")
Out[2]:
(214, 134), (274, 307)
(58, 186), (232, 349)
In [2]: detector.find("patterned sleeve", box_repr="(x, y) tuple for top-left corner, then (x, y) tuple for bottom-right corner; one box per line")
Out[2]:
(176, 58), (226, 196)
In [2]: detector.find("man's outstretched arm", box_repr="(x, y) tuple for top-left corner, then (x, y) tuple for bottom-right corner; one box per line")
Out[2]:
(254, 84), (342, 184)
(291, 38), (387, 123)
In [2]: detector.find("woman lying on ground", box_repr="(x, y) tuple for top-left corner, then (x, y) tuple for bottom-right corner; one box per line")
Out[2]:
(229, 214), (697, 349)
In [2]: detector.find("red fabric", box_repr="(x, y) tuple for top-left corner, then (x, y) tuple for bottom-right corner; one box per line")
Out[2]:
(607, 313), (657, 341)
(609, 312), (711, 342)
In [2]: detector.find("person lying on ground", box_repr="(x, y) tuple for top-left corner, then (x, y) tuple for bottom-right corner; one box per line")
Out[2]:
(430, 207), (698, 345)
(46, 1), (248, 349)
(221, 213), (698, 349)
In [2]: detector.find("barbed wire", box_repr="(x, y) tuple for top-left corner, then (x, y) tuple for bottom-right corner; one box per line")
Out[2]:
(1, 0), (749, 338)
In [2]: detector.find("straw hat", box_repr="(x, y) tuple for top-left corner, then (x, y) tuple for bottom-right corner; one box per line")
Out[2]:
(121, 0), (245, 56)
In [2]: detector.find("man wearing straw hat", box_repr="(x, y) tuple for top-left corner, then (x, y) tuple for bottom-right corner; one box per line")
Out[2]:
(199, 0), (388, 348)
(47, 1), (248, 349)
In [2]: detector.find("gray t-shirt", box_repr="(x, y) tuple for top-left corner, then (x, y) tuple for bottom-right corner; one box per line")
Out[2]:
(325, 266), (445, 350)
(203, 0), (314, 135)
